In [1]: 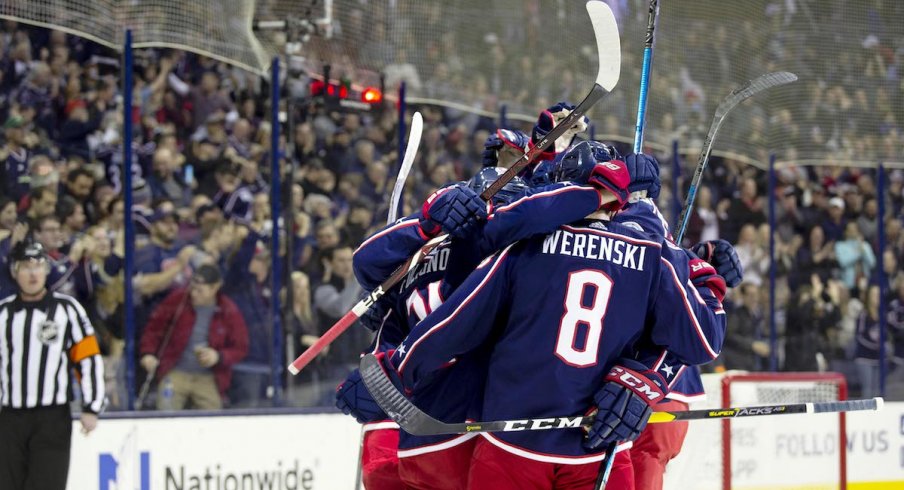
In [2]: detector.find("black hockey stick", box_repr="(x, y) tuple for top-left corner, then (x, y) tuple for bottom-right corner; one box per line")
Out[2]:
(673, 71), (798, 242)
(288, 0), (621, 375)
(360, 353), (882, 435)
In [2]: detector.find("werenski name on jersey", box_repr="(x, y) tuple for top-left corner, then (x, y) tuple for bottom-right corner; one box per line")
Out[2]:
(542, 227), (647, 272)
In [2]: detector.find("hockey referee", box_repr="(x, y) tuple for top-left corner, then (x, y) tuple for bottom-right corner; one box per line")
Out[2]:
(0, 241), (105, 490)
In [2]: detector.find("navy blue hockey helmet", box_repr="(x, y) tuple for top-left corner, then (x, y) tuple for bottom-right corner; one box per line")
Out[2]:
(552, 141), (620, 184)
(467, 167), (528, 207)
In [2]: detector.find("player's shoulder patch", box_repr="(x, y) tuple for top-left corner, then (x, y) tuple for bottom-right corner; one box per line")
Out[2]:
(619, 221), (644, 233)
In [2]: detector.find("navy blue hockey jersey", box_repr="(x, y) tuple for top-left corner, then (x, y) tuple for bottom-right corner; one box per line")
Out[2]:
(352, 182), (608, 453)
(615, 199), (706, 402)
(392, 220), (725, 463)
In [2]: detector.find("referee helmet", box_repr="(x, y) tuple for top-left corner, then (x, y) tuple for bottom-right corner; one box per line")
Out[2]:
(10, 241), (50, 274)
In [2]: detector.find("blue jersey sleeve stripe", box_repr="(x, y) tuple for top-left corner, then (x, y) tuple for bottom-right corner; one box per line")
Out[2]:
(561, 225), (663, 249)
(660, 257), (720, 360)
(354, 218), (421, 254)
(398, 246), (513, 374)
(491, 184), (597, 215)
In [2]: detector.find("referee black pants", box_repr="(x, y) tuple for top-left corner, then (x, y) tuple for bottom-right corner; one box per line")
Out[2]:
(0, 405), (72, 490)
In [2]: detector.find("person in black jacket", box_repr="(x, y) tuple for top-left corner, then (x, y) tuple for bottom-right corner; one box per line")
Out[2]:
(0, 241), (105, 490)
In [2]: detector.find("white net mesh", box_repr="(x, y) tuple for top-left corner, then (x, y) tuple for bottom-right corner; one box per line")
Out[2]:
(666, 373), (846, 490)
(5, 1), (902, 168)
(0, 0), (271, 74)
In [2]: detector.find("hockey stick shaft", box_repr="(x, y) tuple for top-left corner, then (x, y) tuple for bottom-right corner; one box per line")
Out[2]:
(360, 355), (883, 436)
(388, 112), (423, 224)
(288, 1), (621, 375)
(674, 71), (797, 242)
(632, 0), (659, 154)
(599, 4), (660, 486)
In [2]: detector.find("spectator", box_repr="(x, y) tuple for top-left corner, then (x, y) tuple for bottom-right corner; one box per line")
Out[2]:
(734, 224), (767, 286)
(139, 264), (249, 410)
(24, 185), (58, 225)
(56, 195), (86, 247)
(822, 196), (847, 242)
(835, 222), (876, 292)
(168, 70), (233, 131)
(0, 196), (17, 241)
(290, 271), (319, 355)
(1, 115), (30, 201)
(790, 225), (837, 290)
(213, 161), (252, 222)
(722, 282), (769, 370)
(148, 146), (191, 205)
(61, 166), (96, 205)
(784, 274), (842, 371)
(887, 280), (904, 399)
(853, 285), (885, 397)
(223, 232), (273, 408)
(133, 207), (196, 329)
(313, 245), (365, 375)
(720, 177), (765, 243)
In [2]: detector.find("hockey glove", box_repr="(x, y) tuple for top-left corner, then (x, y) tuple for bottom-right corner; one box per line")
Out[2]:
(532, 102), (590, 156)
(584, 359), (669, 450)
(482, 128), (530, 167)
(586, 160), (631, 212)
(687, 255), (728, 303)
(419, 184), (488, 239)
(335, 368), (387, 423)
(691, 239), (743, 288)
(622, 153), (661, 199)
(358, 291), (397, 332)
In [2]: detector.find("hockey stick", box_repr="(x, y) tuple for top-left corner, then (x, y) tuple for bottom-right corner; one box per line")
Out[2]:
(360, 354), (882, 435)
(135, 291), (191, 409)
(287, 0), (621, 375)
(350, 112), (422, 490)
(632, 0), (659, 154)
(673, 71), (797, 243)
(387, 112), (423, 224)
(598, 3), (661, 486)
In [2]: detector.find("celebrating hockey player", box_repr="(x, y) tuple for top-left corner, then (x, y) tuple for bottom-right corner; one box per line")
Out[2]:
(360, 143), (728, 489)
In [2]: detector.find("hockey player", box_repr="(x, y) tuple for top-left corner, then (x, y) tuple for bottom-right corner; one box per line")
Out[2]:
(610, 153), (742, 490)
(338, 169), (530, 490)
(340, 163), (648, 489)
(486, 134), (743, 489)
(340, 124), (651, 489)
(366, 144), (727, 490)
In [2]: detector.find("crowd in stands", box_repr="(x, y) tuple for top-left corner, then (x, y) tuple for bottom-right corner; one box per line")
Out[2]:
(0, 19), (901, 413)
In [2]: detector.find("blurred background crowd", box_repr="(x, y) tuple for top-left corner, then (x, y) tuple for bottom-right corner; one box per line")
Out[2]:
(0, 0), (902, 412)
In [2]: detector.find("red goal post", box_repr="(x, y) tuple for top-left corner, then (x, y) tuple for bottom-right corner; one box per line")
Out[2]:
(719, 372), (848, 490)
(663, 371), (850, 490)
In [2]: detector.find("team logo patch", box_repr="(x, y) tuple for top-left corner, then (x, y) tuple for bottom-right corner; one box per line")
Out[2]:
(37, 320), (60, 344)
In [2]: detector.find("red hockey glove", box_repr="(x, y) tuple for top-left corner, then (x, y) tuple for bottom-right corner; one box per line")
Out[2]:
(688, 258), (727, 302)
(587, 159), (630, 211)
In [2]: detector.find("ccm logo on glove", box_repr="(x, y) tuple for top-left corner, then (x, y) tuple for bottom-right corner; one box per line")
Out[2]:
(605, 366), (664, 402)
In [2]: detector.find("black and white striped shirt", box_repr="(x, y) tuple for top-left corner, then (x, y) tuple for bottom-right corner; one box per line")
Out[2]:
(0, 291), (105, 413)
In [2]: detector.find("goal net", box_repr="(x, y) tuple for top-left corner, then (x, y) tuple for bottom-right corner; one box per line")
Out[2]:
(0, 0), (271, 74)
(665, 372), (848, 490)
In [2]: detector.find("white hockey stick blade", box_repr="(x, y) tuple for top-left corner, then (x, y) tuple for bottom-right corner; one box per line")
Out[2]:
(587, 1), (621, 91)
(388, 112), (422, 224)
